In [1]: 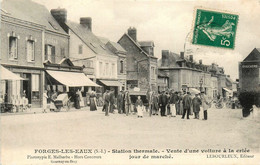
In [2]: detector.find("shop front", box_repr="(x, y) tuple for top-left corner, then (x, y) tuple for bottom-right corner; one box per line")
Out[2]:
(44, 59), (99, 108)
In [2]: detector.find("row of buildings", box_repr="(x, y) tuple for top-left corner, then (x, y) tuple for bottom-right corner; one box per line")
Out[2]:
(0, 0), (237, 108)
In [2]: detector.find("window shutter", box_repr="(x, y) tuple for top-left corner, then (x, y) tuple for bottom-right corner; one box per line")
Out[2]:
(51, 46), (55, 63)
(15, 38), (18, 59)
(44, 45), (48, 60)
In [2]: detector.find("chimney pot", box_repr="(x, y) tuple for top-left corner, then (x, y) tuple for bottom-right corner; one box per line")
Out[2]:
(127, 27), (137, 42)
(80, 17), (92, 31)
(162, 50), (170, 67)
(180, 52), (184, 59)
(51, 8), (67, 24)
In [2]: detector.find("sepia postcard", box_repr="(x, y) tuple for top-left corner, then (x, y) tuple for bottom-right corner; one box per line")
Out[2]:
(0, 0), (260, 165)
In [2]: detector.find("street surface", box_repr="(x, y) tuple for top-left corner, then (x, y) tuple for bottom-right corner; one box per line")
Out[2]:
(1, 107), (260, 165)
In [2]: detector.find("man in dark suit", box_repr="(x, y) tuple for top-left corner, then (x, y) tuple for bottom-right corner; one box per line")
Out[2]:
(182, 92), (192, 119)
(104, 90), (110, 116)
(159, 91), (168, 117)
(109, 90), (115, 113)
(117, 90), (123, 114)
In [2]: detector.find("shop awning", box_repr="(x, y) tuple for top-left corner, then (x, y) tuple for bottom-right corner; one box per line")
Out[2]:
(46, 70), (100, 87)
(189, 88), (201, 94)
(223, 87), (232, 93)
(0, 65), (24, 80)
(99, 80), (122, 86)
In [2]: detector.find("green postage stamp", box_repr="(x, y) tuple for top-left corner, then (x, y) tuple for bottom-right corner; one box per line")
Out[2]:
(192, 8), (239, 49)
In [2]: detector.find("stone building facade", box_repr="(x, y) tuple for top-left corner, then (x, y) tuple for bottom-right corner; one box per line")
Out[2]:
(118, 27), (158, 96)
(1, 0), (69, 107)
(239, 48), (260, 92)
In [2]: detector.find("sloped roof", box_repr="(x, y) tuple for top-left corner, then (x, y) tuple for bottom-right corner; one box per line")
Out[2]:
(66, 21), (115, 56)
(139, 41), (154, 47)
(2, 0), (67, 35)
(243, 48), (260, 62)
(158, 70), (168, 77)
(159, 51), (182, 67)
(108, 41), (127, 53)
(98, 36), (110, 45)
(118, 33), (157, 59)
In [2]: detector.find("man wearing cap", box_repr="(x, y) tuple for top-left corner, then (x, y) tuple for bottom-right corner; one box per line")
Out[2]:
(182, 91), (192, 119)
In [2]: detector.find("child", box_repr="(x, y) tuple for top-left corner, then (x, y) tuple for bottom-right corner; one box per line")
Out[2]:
(135, 96), (144, 118)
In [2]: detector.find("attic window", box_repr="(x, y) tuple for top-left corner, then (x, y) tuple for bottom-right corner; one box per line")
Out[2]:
(48, 21), (59, 30)
(100, 45), (106, 50)
(90, 43), (96, 48)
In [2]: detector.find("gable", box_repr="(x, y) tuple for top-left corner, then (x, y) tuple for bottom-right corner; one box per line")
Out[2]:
(118, 34), (148, 60)
(243, 48), (260, 61)
(59, 58), (74, 67)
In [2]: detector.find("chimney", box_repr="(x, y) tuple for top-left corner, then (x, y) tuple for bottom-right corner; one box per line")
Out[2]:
(180, 52), (184, 59)
(51, 8), (67, 24)
(199, 59), (202, 64)
(161, 50), (170, 67)
(189, 55), (193, 62)
(227, 75), (230, 78)
(127, 27), (137, 42)
(80, 17), (92, 31)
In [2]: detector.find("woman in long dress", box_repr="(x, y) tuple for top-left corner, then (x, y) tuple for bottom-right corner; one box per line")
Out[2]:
(89, 91), (97, 111)
(75, 89), (81, 109)
(135, 96), (144, 118)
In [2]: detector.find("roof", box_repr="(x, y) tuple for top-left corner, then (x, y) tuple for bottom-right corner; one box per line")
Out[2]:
(159, 51), (182, 67)
(139, 41), (154, 47)
(158, 70), (168, 77)
(118, 33), (157, 59)
(66, 21), (115, 56)
(108, 41), (127, 53)
(1, 0), (67, 35)
(243, 48), (260, 62)
(98, 36), (110, 45)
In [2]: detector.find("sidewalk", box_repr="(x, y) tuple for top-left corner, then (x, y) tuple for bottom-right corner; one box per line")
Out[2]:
(0, 106), (93, 116)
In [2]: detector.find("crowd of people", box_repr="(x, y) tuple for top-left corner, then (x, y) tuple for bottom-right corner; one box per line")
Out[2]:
(42, 87), (211, 121)
(101, 89), (211, 120)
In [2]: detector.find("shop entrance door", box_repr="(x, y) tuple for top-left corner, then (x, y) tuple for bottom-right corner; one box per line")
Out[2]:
(23, 74), (31, 104)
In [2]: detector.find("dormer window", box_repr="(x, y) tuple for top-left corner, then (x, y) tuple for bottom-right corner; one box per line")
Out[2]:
(100, 45), (106, 50)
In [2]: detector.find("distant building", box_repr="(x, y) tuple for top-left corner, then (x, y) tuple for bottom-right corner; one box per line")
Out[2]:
(1, 0), (69, 107)
(239, 48), (260, 92)
(158, 51), (211, 96)
(118, 27), (158, 96)
(51, 9), (121, 95)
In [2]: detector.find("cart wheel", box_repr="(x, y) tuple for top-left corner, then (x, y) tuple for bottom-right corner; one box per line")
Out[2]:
(66, 100), (71, 111)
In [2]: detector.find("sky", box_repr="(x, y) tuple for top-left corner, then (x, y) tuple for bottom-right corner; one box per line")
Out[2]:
(32, 0), (260, 80)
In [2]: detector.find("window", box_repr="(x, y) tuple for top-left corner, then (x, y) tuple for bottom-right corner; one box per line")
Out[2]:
(127, 80), (138, 89)
(32, 74), (40, 100)
(78, 45), (83, 54)
(61, 48), (65, 57)
(27, 40), (35, 61)
(99, 62), (103, 76)
(45, 44), (55, 63)
(9, 36), (18, 59)
(112, 63), (115, 77)
(120, 61), (124, 73)
(151, 66), (155, 79)
(106, 63), (109, 76)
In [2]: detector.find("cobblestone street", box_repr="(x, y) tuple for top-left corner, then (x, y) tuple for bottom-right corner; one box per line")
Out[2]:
(1, 107), (259, 164)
